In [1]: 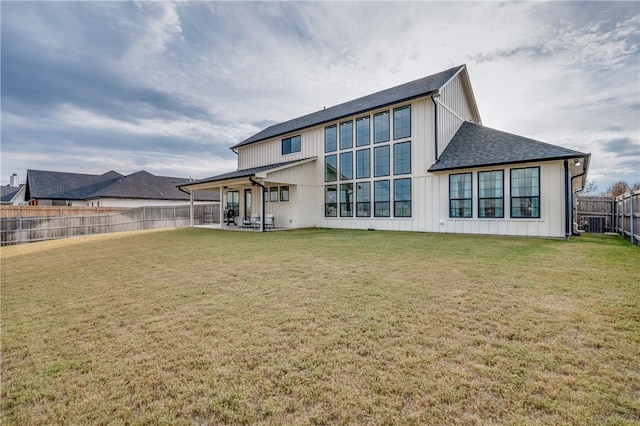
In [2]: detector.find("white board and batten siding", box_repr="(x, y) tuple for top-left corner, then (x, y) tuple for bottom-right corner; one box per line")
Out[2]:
(425, 161), (567, 238)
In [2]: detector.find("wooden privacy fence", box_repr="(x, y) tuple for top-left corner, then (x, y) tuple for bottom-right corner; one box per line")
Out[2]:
(0, 206), (128, 218)
(1, 204), (220, 246)
(614, 189), (639, 246)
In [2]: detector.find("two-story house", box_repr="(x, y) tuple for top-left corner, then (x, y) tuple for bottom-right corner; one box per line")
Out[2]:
(181, 65), (590, 238)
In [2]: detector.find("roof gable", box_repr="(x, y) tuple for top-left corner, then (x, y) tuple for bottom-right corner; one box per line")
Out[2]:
(429, 122), (588, 172)
(233, 65), (465, 149)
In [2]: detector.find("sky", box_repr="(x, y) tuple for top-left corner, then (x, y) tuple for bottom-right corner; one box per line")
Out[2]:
(1, 1), (639, 193)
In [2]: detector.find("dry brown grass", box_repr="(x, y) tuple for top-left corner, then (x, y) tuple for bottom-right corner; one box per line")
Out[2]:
(1, 228), (639, 425)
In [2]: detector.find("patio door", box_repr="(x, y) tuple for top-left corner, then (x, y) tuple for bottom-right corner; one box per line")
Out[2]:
(244, 189), (252, 218)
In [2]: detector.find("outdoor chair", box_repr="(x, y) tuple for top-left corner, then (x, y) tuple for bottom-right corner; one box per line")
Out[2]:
(264, 213), (274, 229)
(249, 214), (260, 229)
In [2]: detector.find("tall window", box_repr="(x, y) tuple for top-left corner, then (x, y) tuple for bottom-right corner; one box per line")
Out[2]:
(325, 125), (337, 153)
(325, 185), (337, 217)
(478, 171), (503, 218)
(356, 182), (371, 217)
(356, 149), (370, 179)
(511, 167), (540, 218)
(325, 155), (337, 182)
(449, 173), (472, 218)
(374, 145), (390, 177)
(374, 111), (390, 143)
(280, 185), (290, 202)
(340, 152), (353, 180)
(394, 178), (411, 217)
(393, 106), (411, 139)
(374, 180), (390, 217)
(282, 135), (301, 155)
(393, 142), (411, 175)
(356, 116), (370, 146)
(340, 121), (353, 150)
(340, 183), (353, 217)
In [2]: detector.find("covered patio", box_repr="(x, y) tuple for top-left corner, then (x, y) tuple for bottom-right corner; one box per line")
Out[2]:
(179, 157), (316, 232)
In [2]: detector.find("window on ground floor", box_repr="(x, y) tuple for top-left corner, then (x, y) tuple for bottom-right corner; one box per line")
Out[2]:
(478, 170), (504, 218)
(511, 167), (540, 218)
(449, 173), (472, 218)
(394, 178), (411, 217)
(270, 187), (278, 202)
(280, 186), (289, 202)
(356, 182), (370, 217)
(374, 180), (390, 217)
(340, 183), (353, 217)
(325, 185), (337, 217)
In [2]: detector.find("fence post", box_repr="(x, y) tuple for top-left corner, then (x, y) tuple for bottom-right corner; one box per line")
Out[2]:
(18, 216), (22, 244)
(631, 191), (635, 245)
(174, 206), (177, 228)
(143, 206), (146, 230)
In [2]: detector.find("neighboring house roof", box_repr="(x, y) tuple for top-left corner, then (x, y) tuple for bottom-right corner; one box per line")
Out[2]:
(1, 184), (24, 203)
(428, 121), (589, 172)
(232, 65), (465, 149)
(25, 169), (218, 201)
(185, 158), (316, 186)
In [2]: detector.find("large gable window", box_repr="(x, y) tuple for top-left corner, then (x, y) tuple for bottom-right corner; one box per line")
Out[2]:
(282, 135), (301, 155)
(511, 167), (540, 218)
(374, 180), (390, 217)
(356, 116), (370, 147)
(325, 125), (337, 153)
(340, 183), (353, 217)
(393, 141), (411, 175)
(374, 145), (390, 177)
(394, 178), (411, 217)
(340, 121), (353, 150)
(325, 155), (337, 182)
(449, 173), (472, 218)
(478, 170), (504, 218)
(356, 149), (370, 179)
(374, 111), (390, 143)
(393, 106), (411, 139)
(356, 182), (371, 217)
(325, 185), (337, 217)
(340, 152), (353, 180)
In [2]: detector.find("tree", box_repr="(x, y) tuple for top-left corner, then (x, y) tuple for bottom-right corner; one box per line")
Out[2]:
(605, 180), (631, 197)
(580, 180), (599, 195)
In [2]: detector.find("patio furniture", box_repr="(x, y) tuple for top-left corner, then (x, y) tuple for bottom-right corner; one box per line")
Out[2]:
(264, 214), (274, 229)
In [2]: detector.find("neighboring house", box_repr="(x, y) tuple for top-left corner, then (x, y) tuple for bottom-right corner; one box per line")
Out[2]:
(25, 169), (219, 207)
(180, 65), (590, 237)
(1, 174), (26, 205)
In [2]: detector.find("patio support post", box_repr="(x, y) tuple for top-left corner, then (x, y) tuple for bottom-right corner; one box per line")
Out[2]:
(189, 190), (194, 227)
(219, 187), (223, 226)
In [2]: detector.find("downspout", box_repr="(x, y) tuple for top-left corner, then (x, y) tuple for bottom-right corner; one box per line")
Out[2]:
(564, 160), (570, 238)
(431, 93), (439, 161)
(248, 176), (266, 232)
(571, 168), (588, 236)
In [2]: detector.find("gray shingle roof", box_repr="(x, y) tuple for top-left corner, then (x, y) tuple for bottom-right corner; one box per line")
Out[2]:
(26, 169), (218, 201)
(428, 122), (588, 172)
(1, 184), (23, 202)
(183, 158), (315, 186)
(232, 65), (464, 149)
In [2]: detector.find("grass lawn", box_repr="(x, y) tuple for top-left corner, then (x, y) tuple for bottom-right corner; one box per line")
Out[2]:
(1, 228), (639, 425)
